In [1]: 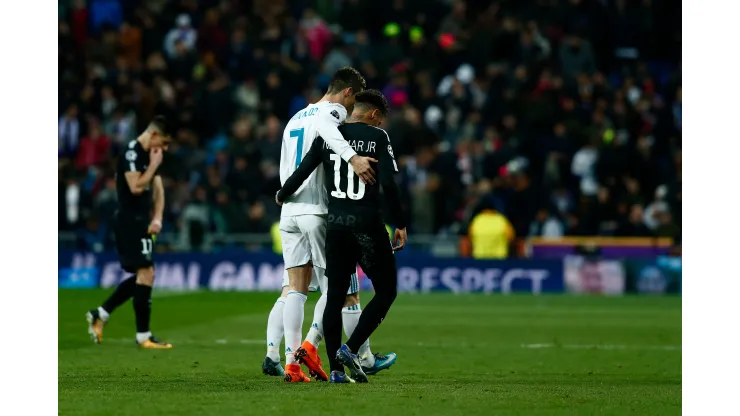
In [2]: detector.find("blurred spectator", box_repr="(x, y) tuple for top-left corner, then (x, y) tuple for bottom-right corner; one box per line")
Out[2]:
(90, 0), (122, 33)
(164, 14), (197, 59)
(75, 122), (111, 171)
(571, 137), (599, 197)
(559, 35), (596, 81)
(468, 198), (515, 259)
(76, 216), (106, 252)
(119, 20), (142, 67)
(246, 200), (272, 233)
(529, 208), (565, 239)
(211, 189), (246, 234)
(179, 186), (210, 251)
(323, 40), (353, 77)
(93, 178), (118, 229)
(59, 104), (80, 158)
(616, 204), (652, 237)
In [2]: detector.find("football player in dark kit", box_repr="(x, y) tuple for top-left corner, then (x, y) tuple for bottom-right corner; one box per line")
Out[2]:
(276, 90), (407, 383)
(86, 115), (173, 349)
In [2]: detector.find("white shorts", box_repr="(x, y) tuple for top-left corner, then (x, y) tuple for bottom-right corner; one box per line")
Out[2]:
(281, 267), (360, 295)
(280, 215), (327, 269)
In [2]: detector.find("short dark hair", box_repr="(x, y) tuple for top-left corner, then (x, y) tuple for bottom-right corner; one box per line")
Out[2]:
(354, 89), (390, 117)
(327, 67), (366, 95)
(148, 115), (172, 138)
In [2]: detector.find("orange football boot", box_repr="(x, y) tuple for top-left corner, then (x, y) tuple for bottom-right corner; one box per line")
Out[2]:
(138, 336), (173, 349)
(295, 341), (329, 381)
(283, 363), (311, 383)
(86, 309), (105, 344)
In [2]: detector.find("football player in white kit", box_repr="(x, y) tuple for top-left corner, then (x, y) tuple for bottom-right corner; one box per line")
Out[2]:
(264, 67), (394, 382)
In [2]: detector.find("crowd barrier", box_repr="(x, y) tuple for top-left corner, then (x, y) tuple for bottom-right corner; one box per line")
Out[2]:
(58, 250), (680, 296)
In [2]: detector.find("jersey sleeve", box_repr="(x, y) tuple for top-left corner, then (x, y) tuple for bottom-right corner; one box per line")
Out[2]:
(123, 147), (147, 172)
(376, 129), (406, 229)
(277, 138), (324, 203)
(316, 104), (356, 163)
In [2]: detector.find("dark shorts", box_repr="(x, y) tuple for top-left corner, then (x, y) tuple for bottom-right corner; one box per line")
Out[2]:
(114, 213), (154, 273)
(325, 224), (396, 284)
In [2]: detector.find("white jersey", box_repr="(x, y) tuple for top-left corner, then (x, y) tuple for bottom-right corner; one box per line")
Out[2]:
(279, 101), (357, 217)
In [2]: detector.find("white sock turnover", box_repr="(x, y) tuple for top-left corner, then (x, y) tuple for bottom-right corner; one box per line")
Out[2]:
(97, 306), (110, 322)
(266, 296), (286, 362)
(283, 291), (307, 365)
(136, 331), (152, 343)
(342, 304), (374, 367)
(306, 292), (327, 348)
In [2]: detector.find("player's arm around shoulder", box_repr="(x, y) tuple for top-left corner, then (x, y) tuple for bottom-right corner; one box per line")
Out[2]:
(319, 104), (378, 185)
(316, 104), (353, 158)
(275, 138), (324, 206)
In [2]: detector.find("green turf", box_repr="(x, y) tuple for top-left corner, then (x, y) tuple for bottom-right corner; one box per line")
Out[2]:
(59, 290), (681, 415)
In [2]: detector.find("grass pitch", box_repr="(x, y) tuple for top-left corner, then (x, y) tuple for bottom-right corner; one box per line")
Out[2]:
(59, 290), (681, 415)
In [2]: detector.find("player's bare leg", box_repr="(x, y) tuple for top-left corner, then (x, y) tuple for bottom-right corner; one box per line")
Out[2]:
(263, 285), (289, 376)
(134, 266), (172, 349)
(283, 264), (312, 382)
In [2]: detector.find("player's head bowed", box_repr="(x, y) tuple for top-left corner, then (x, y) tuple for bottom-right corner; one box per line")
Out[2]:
(145, 115), (174, 150)
(327, 66), (367, 111)
(351, 89), (390, 126)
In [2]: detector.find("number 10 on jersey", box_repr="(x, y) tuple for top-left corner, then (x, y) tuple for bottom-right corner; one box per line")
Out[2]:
(329, 153), (365, 200)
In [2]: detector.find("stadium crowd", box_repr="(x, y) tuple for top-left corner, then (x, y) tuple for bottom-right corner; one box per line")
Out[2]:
(58, 0), (682, 253)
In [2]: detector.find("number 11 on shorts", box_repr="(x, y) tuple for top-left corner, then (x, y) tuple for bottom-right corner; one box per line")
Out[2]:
(140, 238), (153, 255)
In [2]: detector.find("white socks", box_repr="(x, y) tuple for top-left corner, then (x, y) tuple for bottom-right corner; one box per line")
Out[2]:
(97, 306), (110, 322)
(266, 296), (286, 361)
(283, 290), (307, 365)
(305, 292), (327, 348)
(342, 304), (374, 367)
(136, 331), (152, 343)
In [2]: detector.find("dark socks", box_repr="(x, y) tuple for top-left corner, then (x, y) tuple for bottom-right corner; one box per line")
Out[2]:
(101, 276), (136, 314)
(133, 284), (153, 334)
(324, 275), (352, 373)
(346, 276), (398, 354)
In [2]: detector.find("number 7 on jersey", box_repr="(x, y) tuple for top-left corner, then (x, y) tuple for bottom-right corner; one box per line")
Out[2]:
(290, 128), (305, 168)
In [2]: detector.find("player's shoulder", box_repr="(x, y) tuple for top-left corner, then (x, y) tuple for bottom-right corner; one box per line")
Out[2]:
(340, 122), (388, 138)
(362, 125), (391, 148)
(123, 140), (143, 161)
(316, 101), (347, 121)
(367, 125), (390, 142)
(368, 126), (397, 161)
(126, 139), (141, 150)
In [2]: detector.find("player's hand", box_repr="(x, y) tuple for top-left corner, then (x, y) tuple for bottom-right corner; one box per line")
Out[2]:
(150, 147), (164, 167)
(350, 156), (377, 185)
(392, 228), (407, 252)
(275, 190), (283, 206)
(148, 219), (162, 234)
